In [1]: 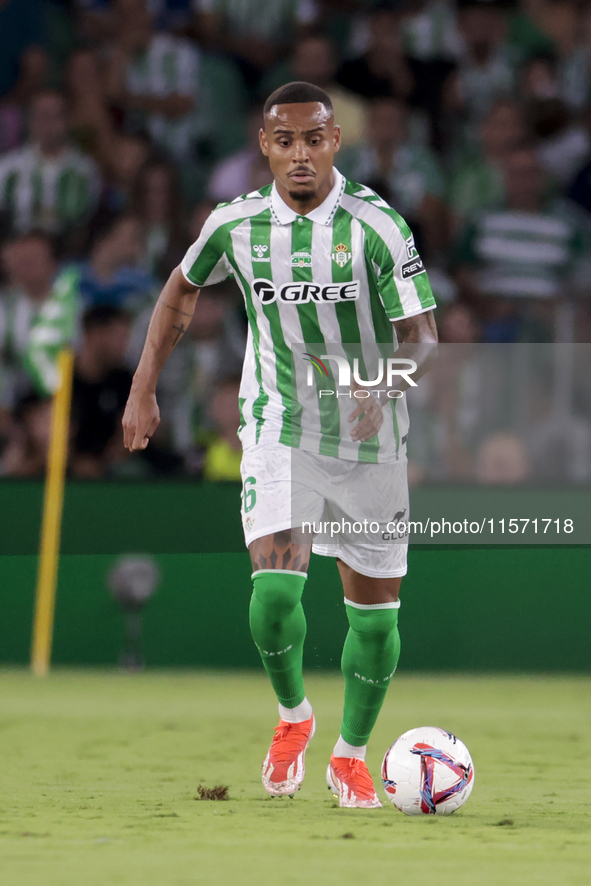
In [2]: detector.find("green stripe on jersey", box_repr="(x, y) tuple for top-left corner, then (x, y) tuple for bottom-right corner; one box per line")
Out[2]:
(185, 226), (228, 286)
(365, 250), (400, 457)
(249, 210), (296, 446)
(331, 208), (362, 344)
(331, 207), (379, 462)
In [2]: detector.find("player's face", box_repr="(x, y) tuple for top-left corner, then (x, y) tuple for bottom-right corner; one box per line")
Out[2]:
(260, 102), (340, 209)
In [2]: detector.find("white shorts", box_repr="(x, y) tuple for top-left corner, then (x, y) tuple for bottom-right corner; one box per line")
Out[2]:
(240, 443), (409, 579)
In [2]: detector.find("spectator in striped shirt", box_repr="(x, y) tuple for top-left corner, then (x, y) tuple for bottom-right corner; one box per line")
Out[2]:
(453, 146), (587, 342)
(0, 232), (59, 413)
(0, 89), (100, 242)
(445, 0), (519, 146)
(106, 0), (200, 162)
(106, 0), (249, 192)
(194, 0), (319, 92)
(448, 99), (527, 232)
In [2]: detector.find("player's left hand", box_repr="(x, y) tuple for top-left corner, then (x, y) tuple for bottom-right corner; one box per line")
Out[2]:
(347, 381), (383, 442)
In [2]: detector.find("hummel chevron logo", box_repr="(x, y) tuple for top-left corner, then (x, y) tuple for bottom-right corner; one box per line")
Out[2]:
(253, 244), (270, 262)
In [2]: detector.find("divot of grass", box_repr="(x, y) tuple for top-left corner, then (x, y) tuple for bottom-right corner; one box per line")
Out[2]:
(195, 785), (229, 801)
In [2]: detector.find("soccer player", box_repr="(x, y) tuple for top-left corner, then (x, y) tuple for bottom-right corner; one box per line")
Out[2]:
(122, 82), (438, 808)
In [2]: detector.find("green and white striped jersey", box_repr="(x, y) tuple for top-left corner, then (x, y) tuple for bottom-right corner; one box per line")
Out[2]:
(181, 169), (436, 463)
(125, 34), (200, 161)
(194, 0), (316, 41)
(455, 206), (586, 300)
(0, 145), (100, 235)
(0, 287), (44, 409)
(402, 0), (461, 62)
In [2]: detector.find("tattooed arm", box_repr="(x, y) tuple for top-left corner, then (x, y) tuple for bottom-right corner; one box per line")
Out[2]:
(122, 266), (200, 451)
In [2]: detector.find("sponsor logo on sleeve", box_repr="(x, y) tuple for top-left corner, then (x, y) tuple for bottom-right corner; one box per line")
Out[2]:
(401, 256), (425, 279)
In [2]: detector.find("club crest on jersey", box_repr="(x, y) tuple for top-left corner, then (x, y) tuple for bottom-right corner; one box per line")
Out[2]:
(252, 244), (270, 262)
(291, 251), (312, 268)
(251, 278), (360, 304)
(331, 242), (352, 267)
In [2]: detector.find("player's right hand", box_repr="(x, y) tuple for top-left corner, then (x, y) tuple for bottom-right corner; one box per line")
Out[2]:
(122, 385), (160, 452)
(347, 379), (383, 443)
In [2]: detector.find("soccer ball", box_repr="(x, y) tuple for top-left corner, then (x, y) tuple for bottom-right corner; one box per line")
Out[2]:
(381, 726), (475, 815)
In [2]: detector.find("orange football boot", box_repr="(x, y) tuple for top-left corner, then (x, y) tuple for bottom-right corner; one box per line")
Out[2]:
(262, 715), (316, 797)
(327, 755), (382, 808)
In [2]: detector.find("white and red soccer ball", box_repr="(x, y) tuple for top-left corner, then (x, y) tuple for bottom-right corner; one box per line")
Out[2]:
(382, 726), (475, 815)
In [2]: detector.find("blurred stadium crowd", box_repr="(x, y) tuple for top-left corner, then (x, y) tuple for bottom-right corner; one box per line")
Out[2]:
(2, 0), (591, 482)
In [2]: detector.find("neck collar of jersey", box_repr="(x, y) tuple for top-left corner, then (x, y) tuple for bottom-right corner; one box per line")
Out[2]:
(270, 167), (345, 226)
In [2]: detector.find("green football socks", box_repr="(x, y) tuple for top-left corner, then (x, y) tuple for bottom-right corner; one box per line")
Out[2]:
(340, 600), (401, 747)
(250, 570), (308, 709)
(251, 574), (400, 746)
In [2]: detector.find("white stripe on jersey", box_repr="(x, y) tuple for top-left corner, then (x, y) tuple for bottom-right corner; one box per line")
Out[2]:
(340, 192), (424, 317)
(232, 219), (284, 447)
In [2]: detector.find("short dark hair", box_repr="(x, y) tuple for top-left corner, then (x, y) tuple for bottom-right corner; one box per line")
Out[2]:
(264, 81), (333, 117)
(82, 304), (132, 332)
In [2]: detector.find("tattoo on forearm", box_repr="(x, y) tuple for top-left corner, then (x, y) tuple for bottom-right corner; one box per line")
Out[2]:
(172, 322), (186, 346)
(164, 302), (193, 317)
(249, 529), (311, 574)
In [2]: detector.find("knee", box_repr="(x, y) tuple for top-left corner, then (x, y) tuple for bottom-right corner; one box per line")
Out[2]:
(346, 606), (399, 644)
(252, 570), (307, 616)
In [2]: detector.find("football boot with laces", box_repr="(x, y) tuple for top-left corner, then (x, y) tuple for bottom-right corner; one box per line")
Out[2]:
(262, 715), (316, 797)
(327, 755), (382, 808)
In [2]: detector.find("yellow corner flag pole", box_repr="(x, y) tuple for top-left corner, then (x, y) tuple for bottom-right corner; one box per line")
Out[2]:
(31, 348), (75, 676)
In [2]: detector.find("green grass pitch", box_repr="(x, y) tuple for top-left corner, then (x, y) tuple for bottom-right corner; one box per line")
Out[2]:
(1, 670), (590, 886)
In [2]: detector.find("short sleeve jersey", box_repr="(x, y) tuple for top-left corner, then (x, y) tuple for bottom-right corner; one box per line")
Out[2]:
(181, 168), (436, 463)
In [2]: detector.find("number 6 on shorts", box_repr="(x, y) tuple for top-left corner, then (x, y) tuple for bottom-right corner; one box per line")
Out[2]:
(243, 476), (257, 513)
